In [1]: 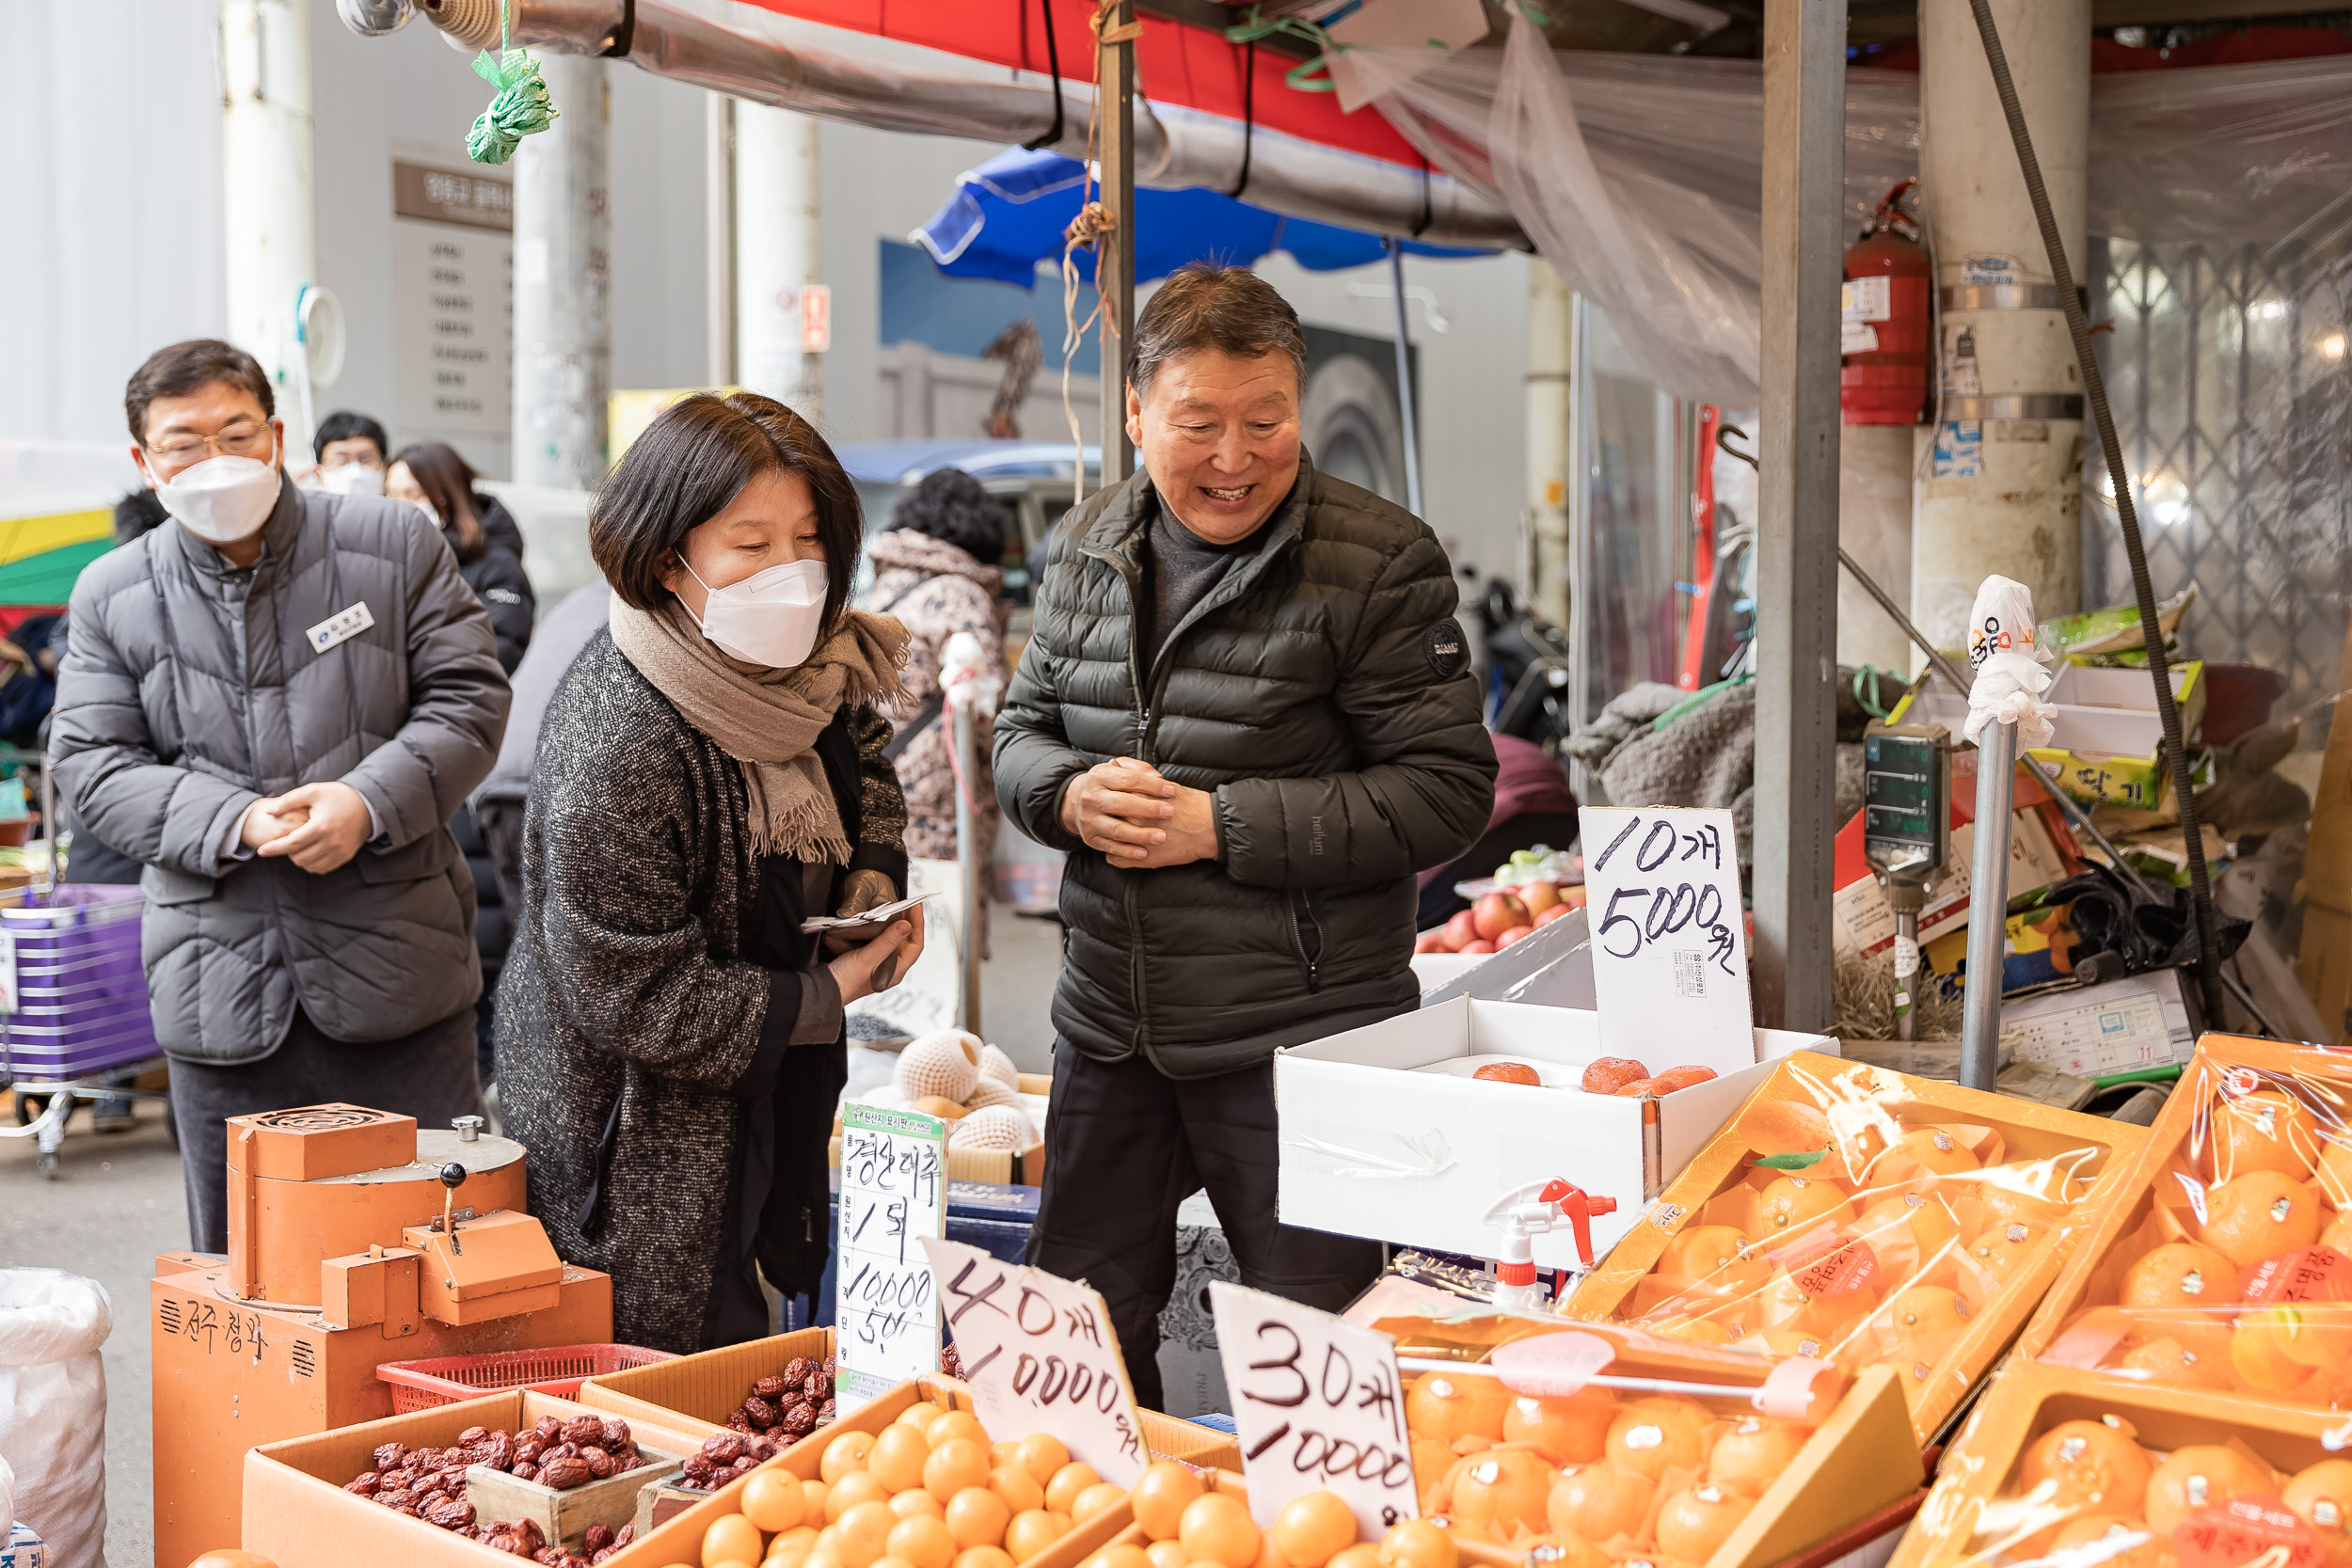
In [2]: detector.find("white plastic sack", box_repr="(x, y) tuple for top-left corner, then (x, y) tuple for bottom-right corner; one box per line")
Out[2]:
(0, 1271), (111, 1568)
(1962, 575), (2058, 749)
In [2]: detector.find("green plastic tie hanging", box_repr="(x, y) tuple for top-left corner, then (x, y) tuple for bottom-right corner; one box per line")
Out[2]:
(468, 0), (558, 166)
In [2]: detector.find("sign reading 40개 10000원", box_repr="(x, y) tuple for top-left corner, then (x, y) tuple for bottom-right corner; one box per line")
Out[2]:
(918, 1239), (1149, 1486)
(1577, 805), (1755, 1076)
(1210, 1282), (1416, 1536)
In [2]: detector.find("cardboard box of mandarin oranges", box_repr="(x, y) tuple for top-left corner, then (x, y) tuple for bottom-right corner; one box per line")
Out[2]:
(2016, 1034), (2352, 1406)
(1351, 1286), (1927, 1568)
(579, 1329), (1236, 1471)
(556, 1373), (1241, 1568)
(1888, 1358), (2352, 1568)
(1564, 1052), (2149, 1445)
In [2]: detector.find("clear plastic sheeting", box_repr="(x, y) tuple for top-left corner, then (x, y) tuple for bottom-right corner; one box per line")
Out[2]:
(1357, 15), (1918, 404)
(1362, 35), (2352, 406)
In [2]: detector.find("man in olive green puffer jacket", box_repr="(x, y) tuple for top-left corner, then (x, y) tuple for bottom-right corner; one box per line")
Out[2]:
(993, 266), (1497, 1405)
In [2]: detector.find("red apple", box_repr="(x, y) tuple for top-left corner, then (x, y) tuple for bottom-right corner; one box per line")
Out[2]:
(1519, 880), (1561, 916)
(1497, 925), (1534, 948)
(1414, 931), (1446, 955)
(1443, 910), (1481, 952)
(1534, 903), (1574, 927)
(1460, 939), (1497, 955)
(1472, 892), (1528, 942)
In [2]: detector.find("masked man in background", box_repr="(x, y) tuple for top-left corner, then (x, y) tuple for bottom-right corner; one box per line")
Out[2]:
(52, 339), (511, 1250)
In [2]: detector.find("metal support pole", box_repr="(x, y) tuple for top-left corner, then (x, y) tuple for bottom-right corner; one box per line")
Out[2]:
(1524, 261), (1574, 627)
(513, 54), (612, 488)
(951, 700), (985, 1037)
(1893, 906), (1920, 1040)
(1751, 0), (1848, 1033)
(1098, 0), (1136, 486)
(1386, 241), (1424, 517)
(705, 94), (738, 388)
(1961, 721), (2016, 1089)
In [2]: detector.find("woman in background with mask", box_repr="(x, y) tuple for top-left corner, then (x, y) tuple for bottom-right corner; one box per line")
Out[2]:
(387, 441), (536, 673)
(493, 391), (921, 1353)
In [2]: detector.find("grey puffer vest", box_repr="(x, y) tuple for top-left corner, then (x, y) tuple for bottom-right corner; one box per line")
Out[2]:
(53, 476), (511, 1063)
(993, 454), (1496, 1077)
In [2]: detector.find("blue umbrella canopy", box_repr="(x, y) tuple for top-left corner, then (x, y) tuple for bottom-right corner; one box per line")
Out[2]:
(913, 147), (1487, 288)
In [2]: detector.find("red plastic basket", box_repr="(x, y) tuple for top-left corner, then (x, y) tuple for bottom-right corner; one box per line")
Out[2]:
(375, 1343), (677, 1413)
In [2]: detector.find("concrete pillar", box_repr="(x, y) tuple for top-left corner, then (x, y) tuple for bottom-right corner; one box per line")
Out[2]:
(1524, 261), (1574, 628)
(1836, 425), (1916, 670)
(220, 0), (316, 446)
(1915, 0), (2090, 649)
(736, 103), (823, 419)
(706, 94), (738, 388)
(513, 54), (612, 489)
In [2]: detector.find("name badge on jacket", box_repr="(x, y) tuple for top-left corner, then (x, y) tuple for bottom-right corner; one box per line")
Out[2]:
(307, 602), (375, 654)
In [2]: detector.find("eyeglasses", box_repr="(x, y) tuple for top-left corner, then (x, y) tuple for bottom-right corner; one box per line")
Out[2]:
(147, 421), (274, 463)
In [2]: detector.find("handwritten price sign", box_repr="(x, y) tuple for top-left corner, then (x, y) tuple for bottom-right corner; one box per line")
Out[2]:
(835, 1102), (949, 1413)
(1578, 805), (1755, 1075)
(1209, 1283), (1416, 1536)
(920, 1239), (1149, 1486)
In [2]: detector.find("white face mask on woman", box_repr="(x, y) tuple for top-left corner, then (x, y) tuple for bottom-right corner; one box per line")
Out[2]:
(151, 434), (282, 545)
(679, 557), (829, 668)
(321, 462), (385, 499)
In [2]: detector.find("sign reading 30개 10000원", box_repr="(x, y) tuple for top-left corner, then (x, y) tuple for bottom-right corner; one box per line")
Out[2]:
(918, 1239), (1149, 1486)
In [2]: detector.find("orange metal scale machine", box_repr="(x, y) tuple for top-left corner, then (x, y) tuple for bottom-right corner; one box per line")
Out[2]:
(151, 1103), (613, 1568)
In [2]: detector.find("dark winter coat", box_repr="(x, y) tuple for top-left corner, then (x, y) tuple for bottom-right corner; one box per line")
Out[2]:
(459, 542), (535, 673)
(993, 453), (1496, 1076)
(493, 632), (908, 1351)
(53, 475), (511, 1062)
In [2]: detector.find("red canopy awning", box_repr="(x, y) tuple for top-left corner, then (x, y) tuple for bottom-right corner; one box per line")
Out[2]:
(732, 0), (1428, 167)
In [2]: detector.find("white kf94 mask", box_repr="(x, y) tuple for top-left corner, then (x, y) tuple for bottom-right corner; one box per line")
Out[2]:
(680, 557), (829, 668)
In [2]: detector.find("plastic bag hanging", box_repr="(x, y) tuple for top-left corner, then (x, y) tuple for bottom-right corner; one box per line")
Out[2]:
(467, 0), (558, 166)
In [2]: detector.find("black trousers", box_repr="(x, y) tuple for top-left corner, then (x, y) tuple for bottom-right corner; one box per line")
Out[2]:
(167, 1005), (487, 1254)
(1027, 1040), (1384, 1410)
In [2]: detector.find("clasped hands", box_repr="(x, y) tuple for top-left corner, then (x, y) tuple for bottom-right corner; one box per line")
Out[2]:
(240, 781), (373, 873)
(1060, 756), (1220, 868)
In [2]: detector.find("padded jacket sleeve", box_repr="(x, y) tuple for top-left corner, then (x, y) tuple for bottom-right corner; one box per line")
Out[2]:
(52, 566), (260, 880)
(1215, 534), (1497, 889)
(342, 519), (513, 852)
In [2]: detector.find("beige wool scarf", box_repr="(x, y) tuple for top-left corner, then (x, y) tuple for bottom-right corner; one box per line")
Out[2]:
(609, 594), (911, 864)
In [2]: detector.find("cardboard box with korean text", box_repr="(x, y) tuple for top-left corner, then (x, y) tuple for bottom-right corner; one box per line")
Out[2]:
(1275, 997), (1836, 1270)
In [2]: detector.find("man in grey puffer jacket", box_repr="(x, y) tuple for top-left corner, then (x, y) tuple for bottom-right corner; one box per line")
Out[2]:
(53, 340), (511, 1249)
(995, 268), (1496, 1405)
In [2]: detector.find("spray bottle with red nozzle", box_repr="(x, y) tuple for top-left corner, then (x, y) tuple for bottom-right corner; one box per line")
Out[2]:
(1481, 1178), (1619, 1311)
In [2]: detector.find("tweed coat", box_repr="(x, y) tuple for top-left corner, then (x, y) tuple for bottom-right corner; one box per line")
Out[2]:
(992, 453), (1497, 1077)
(494, 631), (907, 1351)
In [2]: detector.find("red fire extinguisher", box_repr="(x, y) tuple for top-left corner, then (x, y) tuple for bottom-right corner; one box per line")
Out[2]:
(1841, 179), (1931, 425)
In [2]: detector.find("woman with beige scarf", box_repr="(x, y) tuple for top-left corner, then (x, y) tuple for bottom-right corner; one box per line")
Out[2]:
(496, 392), (924, 1353)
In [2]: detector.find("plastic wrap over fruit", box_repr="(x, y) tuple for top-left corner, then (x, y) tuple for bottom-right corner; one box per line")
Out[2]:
(1579, 1060), (2111, 1396)
(1342, 1270), (1844, 1560)
(1942, 1403), (2352, 1568)
(2039, 1053), (2352, 1407)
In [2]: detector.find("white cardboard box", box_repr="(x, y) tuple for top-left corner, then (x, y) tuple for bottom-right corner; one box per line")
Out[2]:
(1275, 996), (1837, 1270)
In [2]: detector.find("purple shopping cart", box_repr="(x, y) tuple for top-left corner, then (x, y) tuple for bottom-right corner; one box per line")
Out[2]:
(0, 883), (165, 1179)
